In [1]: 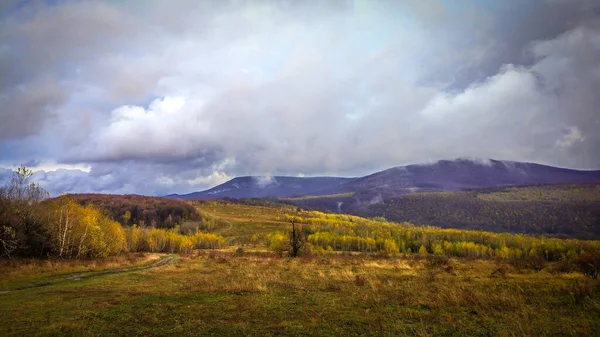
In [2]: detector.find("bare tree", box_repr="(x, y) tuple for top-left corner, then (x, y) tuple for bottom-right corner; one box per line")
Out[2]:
(289, 219), (305, 257)
(0, 165), (48, 258)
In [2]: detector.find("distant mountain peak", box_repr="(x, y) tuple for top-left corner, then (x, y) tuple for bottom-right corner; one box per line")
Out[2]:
(167, 160), (600, 200)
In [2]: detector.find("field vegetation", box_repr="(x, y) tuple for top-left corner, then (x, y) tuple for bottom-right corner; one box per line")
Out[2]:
(2, 251), (599, 336)
(2, 168), (600, 335)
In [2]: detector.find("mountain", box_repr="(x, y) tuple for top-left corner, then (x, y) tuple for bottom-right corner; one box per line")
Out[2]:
(168, 159), (600, 200)
(167, 176), (354, 200)
(333, 158), (600, 198)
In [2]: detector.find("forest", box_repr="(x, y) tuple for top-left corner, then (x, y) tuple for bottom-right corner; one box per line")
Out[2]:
(261, 209), (600, 278)
(69, 193), (202, 228)
(289, 184), (600, 239)
(0, 167), (225, 259)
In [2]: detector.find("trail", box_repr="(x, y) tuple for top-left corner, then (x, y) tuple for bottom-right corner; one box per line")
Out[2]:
(0, 255), (175, 295)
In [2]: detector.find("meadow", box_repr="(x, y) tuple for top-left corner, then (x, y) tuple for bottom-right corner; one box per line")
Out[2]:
(2, 249), (600, 336)
(2, 183), (600, 335)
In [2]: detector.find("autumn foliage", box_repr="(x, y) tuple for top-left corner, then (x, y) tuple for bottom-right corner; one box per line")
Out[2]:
(69, 193), (202, 228)
(0, 167), (226, 259)
(263, 210), (600, 276)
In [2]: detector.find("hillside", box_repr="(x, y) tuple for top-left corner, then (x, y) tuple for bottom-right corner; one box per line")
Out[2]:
(168, 176), (353, 200)
(343, 184), (600, 239)
(169, 159), (600, 200)
(68, 193), (202, 228)
(3, 199), (600, 336)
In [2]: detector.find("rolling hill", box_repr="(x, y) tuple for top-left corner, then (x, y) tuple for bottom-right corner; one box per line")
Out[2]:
(355, 184), (600, 239)
(69, 193), (202, 228)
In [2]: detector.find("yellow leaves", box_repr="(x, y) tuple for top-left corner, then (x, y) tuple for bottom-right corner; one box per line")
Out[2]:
(124, 226), (227, 253)
(384, 239), (400, 255)
(268, 232), (287, 254)
(42, 196), (126, 258)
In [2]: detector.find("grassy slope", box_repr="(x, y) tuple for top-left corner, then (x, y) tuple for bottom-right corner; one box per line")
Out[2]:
(2, 201), (600, 336)
(196, 200), (295, 243)
(1, 251), (599, 336)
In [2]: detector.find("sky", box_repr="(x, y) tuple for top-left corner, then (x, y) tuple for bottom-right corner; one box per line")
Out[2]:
(1, 0), (599, 196)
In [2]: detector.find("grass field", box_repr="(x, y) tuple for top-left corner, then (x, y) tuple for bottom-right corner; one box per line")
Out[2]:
(2, 201), (600, 336)
(194, 200), (295, 244)
(1, 250), (599, 336)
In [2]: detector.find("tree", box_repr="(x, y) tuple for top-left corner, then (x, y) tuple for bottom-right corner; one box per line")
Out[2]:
(289, 219), (305, 257)
(0, 165), (48, 257)
(384, 239), (399, 255)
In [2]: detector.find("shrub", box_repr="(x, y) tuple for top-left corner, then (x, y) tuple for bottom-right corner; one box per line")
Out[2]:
(508, 256), (546, 272)
(425, 255), (449, 269)
(575, 252), (600, 279)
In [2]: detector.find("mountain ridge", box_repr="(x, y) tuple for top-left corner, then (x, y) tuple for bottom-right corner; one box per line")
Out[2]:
(167, 158), (600, 200)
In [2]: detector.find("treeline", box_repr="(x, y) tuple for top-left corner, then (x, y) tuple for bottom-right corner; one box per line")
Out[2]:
(0, 167), (226, 258)
(70, 193), (202, 228)
(266, 210), (600, 275)
(126, 226), (226, 254)
(356, 185), (600, 239)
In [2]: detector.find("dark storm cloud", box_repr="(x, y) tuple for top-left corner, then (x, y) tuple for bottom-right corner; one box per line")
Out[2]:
(0, 0), (599, 195)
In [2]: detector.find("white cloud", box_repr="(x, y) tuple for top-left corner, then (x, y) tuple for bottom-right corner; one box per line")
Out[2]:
(1, 1), (599, 195)
(556, 127), (585, 149)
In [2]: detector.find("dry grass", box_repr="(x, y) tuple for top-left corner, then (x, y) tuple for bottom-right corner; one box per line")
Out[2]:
(0, 253), (158, 289)
(1, 251), (599, 336)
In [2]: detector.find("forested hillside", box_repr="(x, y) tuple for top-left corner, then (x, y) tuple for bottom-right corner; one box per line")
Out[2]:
(289, 184), (600, 239)
(0, 168), (223, 259)
(69, 193), (202, 228)
(357, 184), (600, 239)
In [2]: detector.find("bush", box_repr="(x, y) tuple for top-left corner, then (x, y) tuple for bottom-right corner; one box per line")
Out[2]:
(355, 275), (367, 286)
(425, 255), (449, 269)
(508, 256), (546, 272)
(575, 252), (600, 279)
(235, 247), (245, 256)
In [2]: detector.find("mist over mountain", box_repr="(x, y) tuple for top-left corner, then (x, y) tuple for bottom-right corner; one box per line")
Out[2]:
(168, 159), (600, 200)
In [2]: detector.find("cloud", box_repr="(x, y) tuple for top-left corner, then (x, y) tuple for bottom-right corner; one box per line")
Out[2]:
(556, 127), (585, 149)
(0, 0), (599, 195)
(254, 176), (278, 189)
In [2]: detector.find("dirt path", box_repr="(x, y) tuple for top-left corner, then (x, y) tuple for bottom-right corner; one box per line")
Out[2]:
(0, 255), (175, 295)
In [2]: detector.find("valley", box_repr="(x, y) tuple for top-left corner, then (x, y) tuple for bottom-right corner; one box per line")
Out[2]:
(2, 160), (600, 336)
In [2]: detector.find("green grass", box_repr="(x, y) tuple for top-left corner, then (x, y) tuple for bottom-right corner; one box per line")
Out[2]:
(1, 251), (599, 336)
